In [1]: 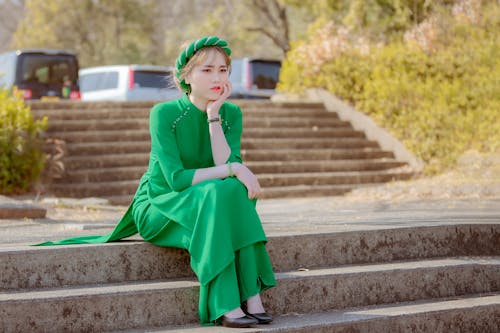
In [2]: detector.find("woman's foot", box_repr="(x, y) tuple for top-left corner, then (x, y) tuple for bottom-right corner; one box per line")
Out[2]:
(243, 294), (273, 324)
(221, 307), (258, 328)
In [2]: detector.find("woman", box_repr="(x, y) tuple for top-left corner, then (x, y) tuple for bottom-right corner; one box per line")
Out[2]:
(37, 36), (276, 328)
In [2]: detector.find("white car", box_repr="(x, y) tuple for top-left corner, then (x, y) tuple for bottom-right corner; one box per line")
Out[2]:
(79, 65), (182, 101)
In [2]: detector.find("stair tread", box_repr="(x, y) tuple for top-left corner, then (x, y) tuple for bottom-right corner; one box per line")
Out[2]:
(152, 293), (500, 332)
(2, 256), (498, 301)
(258, 168), (413, 178)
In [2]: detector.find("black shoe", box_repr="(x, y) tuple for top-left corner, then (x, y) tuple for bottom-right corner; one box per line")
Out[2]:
(221, 315), (258, 328)
(246, 312), (273, 324)
(241, 301), (273, 324)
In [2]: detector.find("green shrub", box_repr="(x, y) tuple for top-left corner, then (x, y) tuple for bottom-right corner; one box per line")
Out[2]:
(279, 2), (500, 174)
(0, 89), (47, 194)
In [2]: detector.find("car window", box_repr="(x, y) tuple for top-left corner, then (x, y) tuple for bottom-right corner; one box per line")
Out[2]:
(18, 54), (78, 85)
(80, 71), (118, 92)
(133, 71), (172, 89)
(250, 61), (280, 89)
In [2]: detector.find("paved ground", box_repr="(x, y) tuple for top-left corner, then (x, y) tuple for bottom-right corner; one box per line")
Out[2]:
(1, 151), (498, 246)
(0, 195), (498, 247)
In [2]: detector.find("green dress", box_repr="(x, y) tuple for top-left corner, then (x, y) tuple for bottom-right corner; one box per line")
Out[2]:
(36, 95), (277, 325)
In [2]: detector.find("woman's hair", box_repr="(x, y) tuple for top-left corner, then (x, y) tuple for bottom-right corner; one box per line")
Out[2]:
(174, 46), (231, 93)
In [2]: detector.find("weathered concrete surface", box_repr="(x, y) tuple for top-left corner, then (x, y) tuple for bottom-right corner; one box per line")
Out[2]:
(1, 258), (498, 332)
(0, 195), (46, 219)
(0, 197), (498, 332)
(147, 294), (500, 333)
(1, 224), (499, 290)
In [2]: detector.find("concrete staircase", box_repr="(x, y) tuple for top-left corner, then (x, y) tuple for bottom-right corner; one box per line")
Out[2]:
(1, 224), (499, 332)
(29, 100), (414, 205)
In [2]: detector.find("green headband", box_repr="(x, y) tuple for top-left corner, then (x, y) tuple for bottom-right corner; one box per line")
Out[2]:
(175, 36), (232, 92)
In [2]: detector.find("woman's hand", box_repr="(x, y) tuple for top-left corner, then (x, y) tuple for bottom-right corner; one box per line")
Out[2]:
(232, 163), (261, 199)
(207, 82), (232, 118)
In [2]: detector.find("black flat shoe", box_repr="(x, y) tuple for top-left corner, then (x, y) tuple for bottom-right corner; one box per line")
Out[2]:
(221, 315), (258, 328)
(246, 312), (273, 324)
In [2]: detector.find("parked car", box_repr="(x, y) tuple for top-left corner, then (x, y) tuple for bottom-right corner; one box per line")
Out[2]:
(230, 58), (281, 99)
(79, 65), (182, 102)
(0, 49), (80, 100)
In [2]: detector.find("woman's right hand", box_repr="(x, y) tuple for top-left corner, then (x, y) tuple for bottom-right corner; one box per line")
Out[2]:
(232, 163), (261, 199)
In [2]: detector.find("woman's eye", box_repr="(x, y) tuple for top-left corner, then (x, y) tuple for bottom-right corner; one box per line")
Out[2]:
(220, 68), (228, 73)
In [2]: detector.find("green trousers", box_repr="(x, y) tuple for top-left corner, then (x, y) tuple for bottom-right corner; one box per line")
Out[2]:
(133, 192), (276, 325)
(200, 241), (275, 324)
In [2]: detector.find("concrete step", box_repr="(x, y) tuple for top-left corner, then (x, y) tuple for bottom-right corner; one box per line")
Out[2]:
(60, 148), (393, 171)
(241, 137), (379, 149)
(63, 140), (381, 156)
(1, 257), (498, 332)
(33, 107), (151, 121)
(64, 153), (149, 169)
(61, 158), (403, 175)
(102, 185), (356, 204)
(3, 225), (498, 290)
(142, 294), (500, 333)
(246, 128), (365, 139)
(45, 117), (348, 132)
(50, 128), (365, 143)
(258, 169), (413, 187)
(29, 100), (325, 111)
(32, 105), (330, 121)
(48, 169), (413, 198)
(246, 159), (407, 174)
(242, 148), (394, 161)
(49, 180), (139, 197)
(47, 119), (150, 132)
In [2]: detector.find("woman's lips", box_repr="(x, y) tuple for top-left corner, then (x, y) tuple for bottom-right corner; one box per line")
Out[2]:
(210, 86), (221, 91)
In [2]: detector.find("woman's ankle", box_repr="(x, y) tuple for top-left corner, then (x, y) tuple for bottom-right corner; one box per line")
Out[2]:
(246, 294), (266, 314)
(224, 307), (246, 318)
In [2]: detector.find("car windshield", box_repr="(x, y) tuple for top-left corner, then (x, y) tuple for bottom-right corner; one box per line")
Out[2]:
(251, 60), (280, 89)
(134, 70), (173, 89)
(18, 54), (78, 85)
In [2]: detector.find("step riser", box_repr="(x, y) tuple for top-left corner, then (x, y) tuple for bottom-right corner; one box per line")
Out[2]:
(46, 118), (350, 132)
(34, 108), (332, 121)
(271, 304), (500, 333)
(3, 225), (498, 291)
(63, 149), (398, 170)
(260, 187), (353, 198)
(48, 172), (412, 197)
(242, 150), (394, 161)
(51, 129), (365, 143)
(265, 265), (500, 315)
(242, 139), (379, 149)
(258, 171), (412, 187)
(2, 263), (498, 332)
(62, 139), (380, 154)
(57, 162), (405, 182)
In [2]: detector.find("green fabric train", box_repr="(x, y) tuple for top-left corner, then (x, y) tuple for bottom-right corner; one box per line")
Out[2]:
(175, 36), (232, 92)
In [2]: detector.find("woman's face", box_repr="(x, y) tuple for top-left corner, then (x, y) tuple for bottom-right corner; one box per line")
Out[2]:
(185, 50), (229, 102)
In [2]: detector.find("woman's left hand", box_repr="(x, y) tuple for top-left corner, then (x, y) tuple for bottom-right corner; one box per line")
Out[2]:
(207, 82), (232, 118)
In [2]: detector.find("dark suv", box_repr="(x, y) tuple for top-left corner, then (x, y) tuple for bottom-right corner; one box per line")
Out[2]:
(0, 49), (80, 100)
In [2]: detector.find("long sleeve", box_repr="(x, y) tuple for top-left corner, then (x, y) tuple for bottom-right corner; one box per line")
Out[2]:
(222, 105), (243, 164)
(149, 104), (196, 192)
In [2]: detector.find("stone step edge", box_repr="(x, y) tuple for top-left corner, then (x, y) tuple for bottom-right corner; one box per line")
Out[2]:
(2, 224), (498, 291)
(2, 256), (498, 301)
(61, 159), (404, 171)
(1, 258), (498, 332)
(149, 293), (500, 333)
